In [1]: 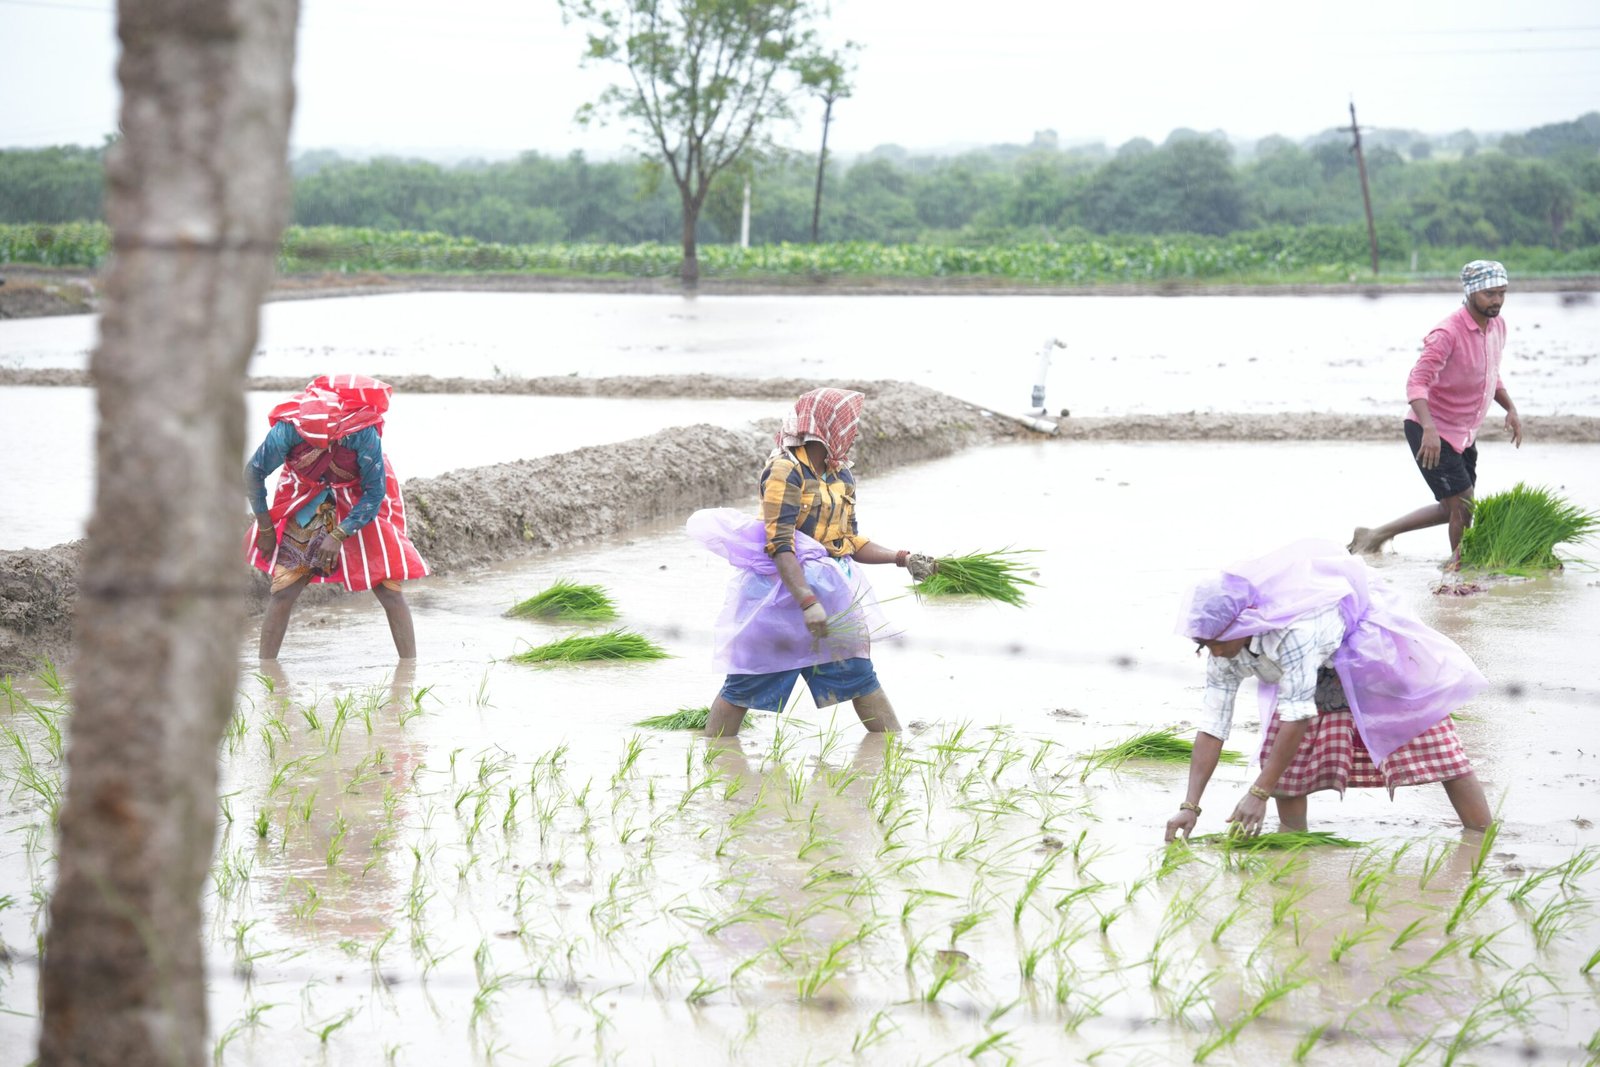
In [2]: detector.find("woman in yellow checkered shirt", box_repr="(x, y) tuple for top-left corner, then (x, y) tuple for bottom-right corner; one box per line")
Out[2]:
(690, 388), (937, 738)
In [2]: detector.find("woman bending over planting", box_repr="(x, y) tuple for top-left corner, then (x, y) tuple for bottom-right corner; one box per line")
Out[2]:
(1165, 540), (1491, 842)
(688, 387), (937, 738)
(245, 375), (428, 660)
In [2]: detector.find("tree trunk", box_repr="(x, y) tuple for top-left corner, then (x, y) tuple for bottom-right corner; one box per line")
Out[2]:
(38, 1), (299, 1065)
(810, 96), (835, 244)
(679, 191), (701, 288)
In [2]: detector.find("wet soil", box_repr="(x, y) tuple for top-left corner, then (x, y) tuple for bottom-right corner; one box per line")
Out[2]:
(0, 275), (96, 319)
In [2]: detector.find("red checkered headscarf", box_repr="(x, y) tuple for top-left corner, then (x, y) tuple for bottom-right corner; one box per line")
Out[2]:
(267, 374), (392, 448)
(778, 387), (864, 471)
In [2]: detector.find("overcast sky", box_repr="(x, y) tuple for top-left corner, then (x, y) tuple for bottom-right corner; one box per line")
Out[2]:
(3, 0), (1597, 160)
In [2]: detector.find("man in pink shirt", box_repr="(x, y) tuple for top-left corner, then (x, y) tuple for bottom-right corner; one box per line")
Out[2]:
(1350, 260), (1523, 566)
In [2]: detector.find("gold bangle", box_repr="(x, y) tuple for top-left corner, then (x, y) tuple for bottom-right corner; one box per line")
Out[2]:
(1248, 785), (1271, 801)
(1179, 801), (1201, 816)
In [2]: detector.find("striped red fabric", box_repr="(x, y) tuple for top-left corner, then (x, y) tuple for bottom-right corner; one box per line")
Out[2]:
(778, 388), (864, 471)
(265, 374), (392, 447)
(243, 453), (428, 592)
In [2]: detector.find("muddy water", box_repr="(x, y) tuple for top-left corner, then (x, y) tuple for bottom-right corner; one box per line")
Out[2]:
(0, 388), (775, 549)
(3, 439), (1597, 1064)
(3, 290), (1597, 417)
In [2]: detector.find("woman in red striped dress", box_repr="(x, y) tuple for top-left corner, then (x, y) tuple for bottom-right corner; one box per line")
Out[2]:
(244, 375), (428, 659)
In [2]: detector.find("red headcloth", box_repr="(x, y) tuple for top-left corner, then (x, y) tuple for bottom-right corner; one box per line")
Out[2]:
(267, 374), (393, 448)
(777, 387), (865, 472)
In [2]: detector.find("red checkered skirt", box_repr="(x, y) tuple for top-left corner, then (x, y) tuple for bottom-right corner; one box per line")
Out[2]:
(1261, 679), (1473, 797)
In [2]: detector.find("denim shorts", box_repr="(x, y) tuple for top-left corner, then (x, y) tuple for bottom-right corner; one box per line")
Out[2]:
(1406, 419), (1477, 501)
(719, 657), (881, 713)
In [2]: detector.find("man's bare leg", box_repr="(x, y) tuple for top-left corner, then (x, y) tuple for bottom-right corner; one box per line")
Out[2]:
(1443, 491), (1475, 570)
(850, 688), (901, 733)
(704, 695), (748, 738)
(258, 574), (310, 659)
(1442, 772), (1492, 830)
(371, 583), (417, 659)
(1274, 795), (1309, 832)
(1349, 502), (1449, 554)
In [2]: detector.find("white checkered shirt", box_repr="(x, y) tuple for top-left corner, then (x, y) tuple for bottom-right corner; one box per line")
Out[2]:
(1195, 604), (1348, 741)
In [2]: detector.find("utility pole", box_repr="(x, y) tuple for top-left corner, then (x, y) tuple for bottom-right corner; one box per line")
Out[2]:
(1347, 101), (1381, 276)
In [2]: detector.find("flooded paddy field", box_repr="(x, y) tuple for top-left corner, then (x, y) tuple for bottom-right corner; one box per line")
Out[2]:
(3, 439), (1598, 1065)
(3, 289), (1598, 417)
(0, 387), (777, 550)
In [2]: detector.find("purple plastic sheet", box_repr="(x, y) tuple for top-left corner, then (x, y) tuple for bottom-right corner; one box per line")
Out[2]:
(687, 508), (899, 675)
(1178, 539), (1488, 764)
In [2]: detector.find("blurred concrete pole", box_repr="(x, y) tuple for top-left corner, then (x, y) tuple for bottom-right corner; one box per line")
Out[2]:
(741, 177), (751, 249)
(1348, 101), (1381, 276)
(38, 0), (299, 1064)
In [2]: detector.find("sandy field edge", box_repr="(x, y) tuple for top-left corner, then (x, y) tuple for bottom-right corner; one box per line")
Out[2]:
(0, 379), (1014, 671)
(3, 265), (1599, 318)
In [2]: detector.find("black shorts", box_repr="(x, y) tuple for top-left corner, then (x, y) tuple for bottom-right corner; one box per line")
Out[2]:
(1405, 419), (1476, 501)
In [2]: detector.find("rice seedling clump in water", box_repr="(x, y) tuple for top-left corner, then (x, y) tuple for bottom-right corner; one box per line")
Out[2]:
(1193, 830), (1364, 851)
(634, 706), (711, 730)
(1458, 483), (1599, 574)
(511, 629), (668, 665)
(915, 549), (1039, 606)
(507, 580), (619, 621)
(1079, 727), (1244, 780)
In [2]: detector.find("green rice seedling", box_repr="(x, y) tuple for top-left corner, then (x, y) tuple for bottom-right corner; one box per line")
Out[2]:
(1195, 830), (1364, 851)
(1077, 727), (1244, 781)
(634, 706), (709, 730)
(508, 580), (620, 622)
(1445, 875), (1496, 935)
(1389, 916), (1429, 951)
(1418, 840), (1452, 890)
(510, 629), (669, 665)
(1292, 1023), (1329, 1063)
(1556, 846), (1600, 891)
(1330, 924), (1383, 963)
(913, 549), (1040, 606)
(851, 1010), (897, 1054)
(1468, 926), (1511, 967)
(1170, 967), (1222, 1022)
(1583, 945), (1600, 975)
(1471, 820), (1500, 879)
(1457, 482), (1599, 573)
(1528, 896), (1586, 949)
(307, 1007), (357, 1044)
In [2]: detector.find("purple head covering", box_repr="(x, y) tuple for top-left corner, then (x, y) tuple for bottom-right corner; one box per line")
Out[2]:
(1178, 540), (1488, 763)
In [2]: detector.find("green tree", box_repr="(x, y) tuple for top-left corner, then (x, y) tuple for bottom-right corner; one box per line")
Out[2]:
(560, 0), (829, 285)
(797, 45), (855, 242)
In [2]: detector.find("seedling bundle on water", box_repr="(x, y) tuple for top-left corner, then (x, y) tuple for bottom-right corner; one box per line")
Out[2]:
(1193, 830), (1364, 851)
(634, 706), (710, 731)
(507, 580), (619, 622)
(1458, 483), (1599, 574)
(914, 549), (1040, 606)
(510, 629), (668, 665)
(1079, 727), (1244, 780)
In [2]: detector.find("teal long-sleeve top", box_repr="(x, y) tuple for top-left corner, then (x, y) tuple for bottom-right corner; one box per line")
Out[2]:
(245, 422), (386, 534)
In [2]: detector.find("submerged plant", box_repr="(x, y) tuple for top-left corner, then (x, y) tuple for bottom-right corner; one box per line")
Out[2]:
(510, 629), (669, 665)
(634, 706), (710, 731)
(1078, 727), (1243, 780)
(507, 580), (619, 622)
(913, 549), (1040, 606)
(1194, 830), (1364, 851)
(1457, 482), (1599, 574)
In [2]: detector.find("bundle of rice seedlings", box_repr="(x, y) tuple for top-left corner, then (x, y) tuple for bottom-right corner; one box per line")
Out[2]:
(507, 580), (619, 621)
(510, 629), (668, 665)
(1458, 482), (1599, 574)
(1194, 830), (1364, 851)
(914, 549), (1040, 606)
(1078, 727), (1245, 781)
(634, 706), (710, 730)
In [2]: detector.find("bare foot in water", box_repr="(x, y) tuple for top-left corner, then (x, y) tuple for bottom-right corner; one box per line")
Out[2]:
(1347, 527), (1384, 555)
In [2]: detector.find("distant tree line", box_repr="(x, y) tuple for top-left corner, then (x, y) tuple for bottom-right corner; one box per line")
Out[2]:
(4, 112), (1597, 253)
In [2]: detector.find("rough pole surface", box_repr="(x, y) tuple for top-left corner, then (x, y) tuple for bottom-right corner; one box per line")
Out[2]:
(38, 0), (299, 1064)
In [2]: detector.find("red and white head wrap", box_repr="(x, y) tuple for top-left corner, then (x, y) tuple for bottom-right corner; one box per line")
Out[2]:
(778, 387), (864, 471)
(267, 374), (393, 448)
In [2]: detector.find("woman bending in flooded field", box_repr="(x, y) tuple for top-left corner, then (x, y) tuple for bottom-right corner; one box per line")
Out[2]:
(1165, 540), (1492, 842)
(245, 375), (428, 660)
(688, 387), (937, 738)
